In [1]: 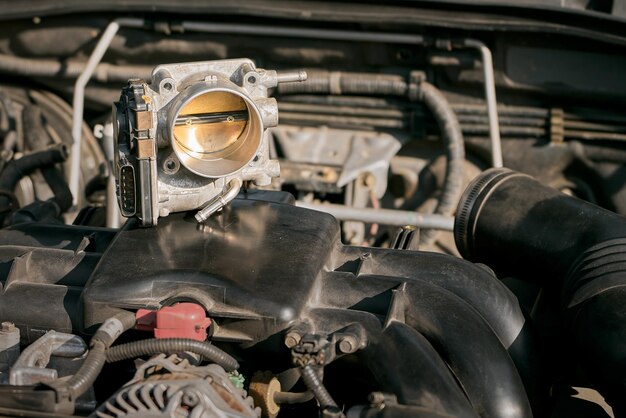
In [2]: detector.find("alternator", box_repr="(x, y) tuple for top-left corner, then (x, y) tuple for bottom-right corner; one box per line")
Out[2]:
(113, 59), (306, 226)
(93, 354), (259, 418)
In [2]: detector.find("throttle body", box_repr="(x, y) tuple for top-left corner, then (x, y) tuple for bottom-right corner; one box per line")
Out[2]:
(113, 59), (306, 226)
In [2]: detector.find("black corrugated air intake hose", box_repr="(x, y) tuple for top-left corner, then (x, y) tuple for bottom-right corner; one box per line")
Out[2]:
(278, 71), (465, 245)
(454, 168), (626, 415)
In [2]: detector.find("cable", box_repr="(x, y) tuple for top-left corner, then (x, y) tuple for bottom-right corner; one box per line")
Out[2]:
(45, 311), (136, 402)
(414, 81), (465, 245)
(106, 338), (239, 372)
(299, 365), (339, 409)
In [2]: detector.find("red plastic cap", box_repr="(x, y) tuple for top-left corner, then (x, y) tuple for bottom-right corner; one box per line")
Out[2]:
(135, 303), (211, 341)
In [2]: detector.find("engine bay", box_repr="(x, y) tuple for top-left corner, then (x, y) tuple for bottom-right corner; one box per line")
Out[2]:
(0, 1), (624, 417)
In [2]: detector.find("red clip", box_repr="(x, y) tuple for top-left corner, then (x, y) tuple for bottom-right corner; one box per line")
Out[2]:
(135, 303), (211, 341)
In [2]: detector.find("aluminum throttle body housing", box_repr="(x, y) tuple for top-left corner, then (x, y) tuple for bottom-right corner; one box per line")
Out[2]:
(113, 59), (306, 226)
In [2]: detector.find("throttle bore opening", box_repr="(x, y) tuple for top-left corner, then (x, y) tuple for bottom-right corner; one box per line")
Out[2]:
(171, 89), (262, 178)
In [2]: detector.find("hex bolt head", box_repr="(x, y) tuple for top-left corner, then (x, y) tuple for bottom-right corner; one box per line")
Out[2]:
(284, 332), (301, 348)
(338, 335), (358, 354)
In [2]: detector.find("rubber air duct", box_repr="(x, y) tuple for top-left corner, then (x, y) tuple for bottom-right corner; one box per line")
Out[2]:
(454, 168), (626, 415)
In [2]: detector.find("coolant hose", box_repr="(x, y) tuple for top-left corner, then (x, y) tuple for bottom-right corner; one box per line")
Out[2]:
(278, 71), (465, 242)
(41, 166), (73, 213)
(23, 105), (73, 213)
(106, 338), (240, 372)
(0, 144), (68, 191)
(454, 168), (626, 413)
(64, 310), (136, 400)
(0, 144), (69, 222)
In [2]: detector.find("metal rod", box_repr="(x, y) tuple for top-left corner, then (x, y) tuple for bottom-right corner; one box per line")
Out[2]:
(195, 178), (243, 223)
(174, 110), (248, 126)
(463, 39), (503, 168)
(297, 202), (454, 231)
(274, 390), (314, 404)
(69, 18), (144, 210)
(277, 70), (308, 83)
(182, 21), (425, 45)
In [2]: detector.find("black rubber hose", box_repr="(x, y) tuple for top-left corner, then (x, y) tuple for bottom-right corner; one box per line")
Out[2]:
(22, 106), (73, 213)
(0, 145), (69, 222)
(299, 365), (338, 409)
(454, 168), (626, 282)
(64, 310), (136, 400)
(41, 167), (72, 213)
(106, 338), (239, 372)
(454, 168), (626, 414)
(0, 144), (68, 191)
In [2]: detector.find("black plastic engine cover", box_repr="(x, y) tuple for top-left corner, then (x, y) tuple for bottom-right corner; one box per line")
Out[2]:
(0, 191), (541, 417)
(83, 194), (340, 340)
